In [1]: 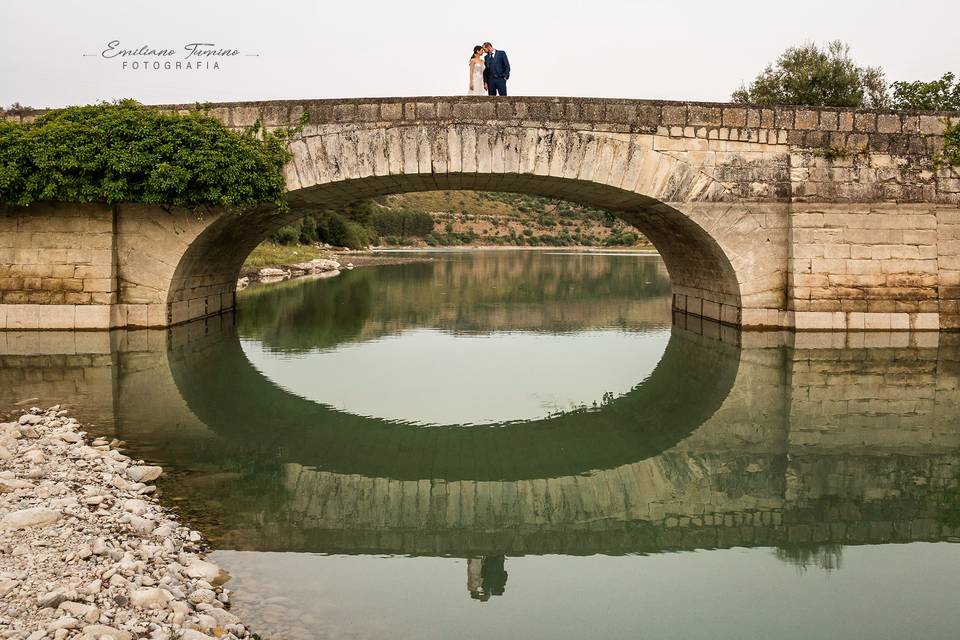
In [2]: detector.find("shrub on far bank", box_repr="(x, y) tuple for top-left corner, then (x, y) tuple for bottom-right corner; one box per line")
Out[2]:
(371, 210), (434, 237)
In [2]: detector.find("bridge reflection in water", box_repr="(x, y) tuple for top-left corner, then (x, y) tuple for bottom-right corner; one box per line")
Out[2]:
(3, 252), (960, 636)
(1, 315), (959, 564)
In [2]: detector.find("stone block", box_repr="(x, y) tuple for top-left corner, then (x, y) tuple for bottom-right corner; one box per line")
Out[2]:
(6, 304), (39, 329)
(918, 115), (944, 135)
(74, 305), (110, 329)
(688, 106), (722, 126)
(37, 305), (75, 329)
(813, 111), (837, 131)
(722, 108), (746, 128)
(661, 105), (686, 126)
(876, 115), (901, 134)
(854, 113), (876, 132)
(381, 103), (402, 121)
(795, 110), (818, 130)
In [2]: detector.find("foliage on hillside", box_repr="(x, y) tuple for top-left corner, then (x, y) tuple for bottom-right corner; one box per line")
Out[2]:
(269, 191), (648, 249)
(0, 100), (291, 209)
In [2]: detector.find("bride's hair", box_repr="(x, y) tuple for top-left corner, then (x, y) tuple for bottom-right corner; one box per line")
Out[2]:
(471, 45), (483, 61)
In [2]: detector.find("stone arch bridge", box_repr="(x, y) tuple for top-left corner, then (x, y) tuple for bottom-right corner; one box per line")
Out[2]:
(1, 97), (958, 330)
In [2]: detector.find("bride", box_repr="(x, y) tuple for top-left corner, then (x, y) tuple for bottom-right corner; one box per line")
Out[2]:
(468, 45), (485, 95)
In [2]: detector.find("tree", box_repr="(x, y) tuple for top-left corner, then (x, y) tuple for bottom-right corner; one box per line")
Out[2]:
(891, 73), (960, 111)
(732, 41), (889, 108)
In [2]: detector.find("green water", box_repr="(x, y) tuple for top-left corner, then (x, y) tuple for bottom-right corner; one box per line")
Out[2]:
(3, 250), (960, 640)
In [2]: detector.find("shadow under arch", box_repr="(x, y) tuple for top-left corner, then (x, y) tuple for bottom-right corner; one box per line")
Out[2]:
(167, 174), (744, 327)
(168, 322), (741, 482)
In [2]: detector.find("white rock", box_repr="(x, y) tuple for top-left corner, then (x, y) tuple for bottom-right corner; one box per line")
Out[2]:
(180, 629), (217, 640)
(56, 431), (82, 443)
(59, 601), (100, 623)
(19, 425), (41, 438)
(38, 588), (69, 608)
(126, 514), (155, 535)
(184, 559), (230, 586)
(128, 587), (171, 610)
(0, 446), (11, 461)
(200, 605), (241, 626)
(0, 507), (61, 530)
(18, 413), (42, 425)
(0, 478), (33, 492)
(24, 449), (46, 464)
(126, 465), (163, 483)
(194, 613), (219, 630)
(0, 578), (18, 596)
(80, 625), (133, 640)
(188, 588), (217, 604)
(48, 616), (80, 631)
(122, 499), (148, 515)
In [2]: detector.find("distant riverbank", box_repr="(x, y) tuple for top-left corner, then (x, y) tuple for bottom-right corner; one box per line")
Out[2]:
(239, 244), (659, 286)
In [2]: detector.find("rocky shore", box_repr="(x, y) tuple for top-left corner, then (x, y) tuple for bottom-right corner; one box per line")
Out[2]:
(0, 407), (253, 640)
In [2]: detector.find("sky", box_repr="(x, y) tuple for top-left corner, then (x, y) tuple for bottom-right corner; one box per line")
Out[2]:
(2, 0), (958, 108)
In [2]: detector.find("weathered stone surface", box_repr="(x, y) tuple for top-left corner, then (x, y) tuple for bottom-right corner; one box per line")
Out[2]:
(2, 97), (957, 330)
(0, 507), (61, 530)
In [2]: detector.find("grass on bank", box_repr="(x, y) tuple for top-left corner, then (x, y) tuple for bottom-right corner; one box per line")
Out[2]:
(243, 242), (332, 268)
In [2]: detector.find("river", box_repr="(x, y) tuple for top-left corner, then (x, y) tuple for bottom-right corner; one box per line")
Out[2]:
(2, 250), (960, 639)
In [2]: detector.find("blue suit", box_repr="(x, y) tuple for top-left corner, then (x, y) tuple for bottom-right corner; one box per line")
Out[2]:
(483, 49), (510, 96)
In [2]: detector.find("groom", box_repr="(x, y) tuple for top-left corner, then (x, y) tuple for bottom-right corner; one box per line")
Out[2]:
(482, 42), (510, 96)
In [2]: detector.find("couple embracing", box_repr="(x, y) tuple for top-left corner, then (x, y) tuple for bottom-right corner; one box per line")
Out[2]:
(468, 42), (510, 96)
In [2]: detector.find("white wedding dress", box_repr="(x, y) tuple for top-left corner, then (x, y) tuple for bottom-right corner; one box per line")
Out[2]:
(469, 60), (485, 95)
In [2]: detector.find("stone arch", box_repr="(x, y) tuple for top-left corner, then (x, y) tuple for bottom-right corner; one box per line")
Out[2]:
(157, 123), (785, 327)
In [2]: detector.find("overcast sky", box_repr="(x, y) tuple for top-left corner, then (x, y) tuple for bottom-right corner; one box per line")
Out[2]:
(2, 0), (957, 108)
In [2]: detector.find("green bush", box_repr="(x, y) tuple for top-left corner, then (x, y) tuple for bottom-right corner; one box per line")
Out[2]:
(943, 120), (960, 167)
(371, 210), (434, 237)
(273, 225), (300, 245)
(298, 216), (319, 243)
(316, 212), (370, 249)
(603, 231), (640, 246)
(0, 100), (290, 209)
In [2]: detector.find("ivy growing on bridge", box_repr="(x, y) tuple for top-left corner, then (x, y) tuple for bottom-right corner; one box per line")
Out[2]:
(0, 100), (292, 210)
(944, 120), (960, 168)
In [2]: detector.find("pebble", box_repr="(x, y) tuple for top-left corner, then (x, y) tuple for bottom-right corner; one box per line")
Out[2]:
(188, 588), (217, 605)
(80, 625), (132, 640)
(0, 507), (62, 530)
(129, 587), (171, 610)
(0, 406), (258, 639)
(126, 466), (163, 483)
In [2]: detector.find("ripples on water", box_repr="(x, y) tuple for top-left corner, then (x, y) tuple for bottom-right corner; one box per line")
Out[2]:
(3, 250), (960, 640)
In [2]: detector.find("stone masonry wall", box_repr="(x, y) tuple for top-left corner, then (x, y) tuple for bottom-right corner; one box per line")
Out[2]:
(0, 202), (116, 329)
(2, 97), (958, 329)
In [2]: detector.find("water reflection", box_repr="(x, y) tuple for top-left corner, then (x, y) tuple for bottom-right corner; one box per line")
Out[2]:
(2, 251), (960, 639)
